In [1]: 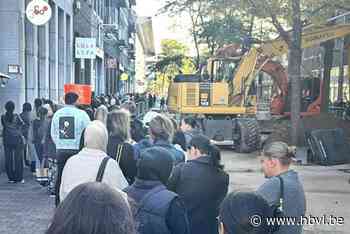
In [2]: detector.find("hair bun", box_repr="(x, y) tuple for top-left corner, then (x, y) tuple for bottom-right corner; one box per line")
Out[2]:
(287, 146), (296, 158)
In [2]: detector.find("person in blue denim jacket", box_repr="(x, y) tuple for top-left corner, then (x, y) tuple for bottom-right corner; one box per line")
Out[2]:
(133, 114), (185, 166)
(51, 92), (90, 206)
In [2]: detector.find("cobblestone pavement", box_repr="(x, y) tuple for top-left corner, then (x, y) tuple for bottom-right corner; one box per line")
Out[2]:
(0, 169), (54, 234)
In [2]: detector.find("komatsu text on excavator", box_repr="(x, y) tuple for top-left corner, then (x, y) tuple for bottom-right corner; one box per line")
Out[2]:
(167, 24), (350, 152)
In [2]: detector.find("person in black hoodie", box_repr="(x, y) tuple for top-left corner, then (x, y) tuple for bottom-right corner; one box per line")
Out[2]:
(124, 147), (190, 234)
(168, 134), (229, 234)
(1, 101), (25, 183)
(107, 109), (136, 185)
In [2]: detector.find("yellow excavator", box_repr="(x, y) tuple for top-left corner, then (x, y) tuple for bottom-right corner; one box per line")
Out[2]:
(167, 24), (350, 152)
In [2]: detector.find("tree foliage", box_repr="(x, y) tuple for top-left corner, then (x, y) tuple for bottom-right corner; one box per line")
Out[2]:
(149, 39), (196, 95)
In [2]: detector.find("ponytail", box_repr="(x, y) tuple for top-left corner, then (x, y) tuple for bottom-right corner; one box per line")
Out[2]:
(190, 134), (225, 170)
(208, 144), (224, 170)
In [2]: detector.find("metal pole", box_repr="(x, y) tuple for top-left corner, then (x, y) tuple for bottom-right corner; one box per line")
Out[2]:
(81, 58), (85, 84)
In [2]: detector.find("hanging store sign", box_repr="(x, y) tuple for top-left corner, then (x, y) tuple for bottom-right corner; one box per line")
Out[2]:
(120, 73), (129, 81)
(64, 84), (92, 105)
(26, 0), (52, 26)
(75, 37), (96, 59)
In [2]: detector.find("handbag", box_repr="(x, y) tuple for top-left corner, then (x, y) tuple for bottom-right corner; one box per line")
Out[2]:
(96, 157), (110, 182)
(116, 144), (124, 164)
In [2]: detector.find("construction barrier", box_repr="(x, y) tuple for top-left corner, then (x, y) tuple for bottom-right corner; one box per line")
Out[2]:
(64, 84), (92, 105)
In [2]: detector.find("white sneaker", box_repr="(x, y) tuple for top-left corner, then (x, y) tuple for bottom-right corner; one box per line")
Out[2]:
(20, 180), (25, 184)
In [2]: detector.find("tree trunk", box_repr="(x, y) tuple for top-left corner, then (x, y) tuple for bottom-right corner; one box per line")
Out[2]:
(289, 0), (302, 146)
(337, 39), (345, 102)
(321, 40), (335, 113)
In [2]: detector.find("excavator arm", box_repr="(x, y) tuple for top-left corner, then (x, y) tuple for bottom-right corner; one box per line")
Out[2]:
(259, 24), (350, 57)
(229, 24), (350, 109)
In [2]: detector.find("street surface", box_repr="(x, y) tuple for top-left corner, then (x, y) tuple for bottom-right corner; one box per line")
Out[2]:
(223, 150), (350, 234)
(0, 150), (349, 234)
(0, 169), (54, 234)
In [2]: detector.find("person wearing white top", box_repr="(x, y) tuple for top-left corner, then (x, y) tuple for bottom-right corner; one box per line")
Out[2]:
(60, 120), (128, 202)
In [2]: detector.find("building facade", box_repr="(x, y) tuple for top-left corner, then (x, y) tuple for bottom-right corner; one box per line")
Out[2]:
(0, 0), (74, 172)
(0, 0), (74, 108)
(73, 0), (104, 95)
(73, 0), (137, 96)
(135, 16), (155, 93)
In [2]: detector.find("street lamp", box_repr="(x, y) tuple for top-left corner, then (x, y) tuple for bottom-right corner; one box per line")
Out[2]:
(0, 72), (10, 88)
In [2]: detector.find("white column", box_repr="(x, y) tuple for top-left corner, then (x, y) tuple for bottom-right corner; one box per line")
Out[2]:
(62, 11), (67, 88)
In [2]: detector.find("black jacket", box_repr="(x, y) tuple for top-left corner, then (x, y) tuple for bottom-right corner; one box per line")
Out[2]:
(43, 118), (56, 159)
(168, 156), (229, 234)
(20, 111), (32, 140)
(107, 135), (137, 184)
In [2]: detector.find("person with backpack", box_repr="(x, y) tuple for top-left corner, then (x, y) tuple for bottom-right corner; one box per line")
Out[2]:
(1, 101), (25, 183)
(60, 120), (128, 202)
(257, 141), (306, 234)
(168, 134), (229, 234)
(107, 109), (137, 185)
(124, 147), (190, 234)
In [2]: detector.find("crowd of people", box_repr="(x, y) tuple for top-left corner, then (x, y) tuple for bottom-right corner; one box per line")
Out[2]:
(1, 91), (306, 234)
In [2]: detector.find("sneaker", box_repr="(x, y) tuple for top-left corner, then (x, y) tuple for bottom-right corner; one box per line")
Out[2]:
(20, 180), (25, 184)
(8, 180), (15, 183)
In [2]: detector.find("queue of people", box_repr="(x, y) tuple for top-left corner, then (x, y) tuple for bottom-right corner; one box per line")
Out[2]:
(1, 92), (306, 234)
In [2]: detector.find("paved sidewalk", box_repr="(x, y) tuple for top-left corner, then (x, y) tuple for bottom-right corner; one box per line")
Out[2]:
(0, 169), (54, 234)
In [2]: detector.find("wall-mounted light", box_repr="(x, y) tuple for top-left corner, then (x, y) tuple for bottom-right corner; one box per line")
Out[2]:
(0, 72), (11, 88)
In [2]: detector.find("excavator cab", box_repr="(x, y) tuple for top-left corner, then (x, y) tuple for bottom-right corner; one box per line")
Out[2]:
(283, 76), (321, 114)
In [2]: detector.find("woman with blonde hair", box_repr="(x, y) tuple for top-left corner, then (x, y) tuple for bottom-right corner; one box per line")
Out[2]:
(107, 110), (137, 185)
(95, 105), (109, 125)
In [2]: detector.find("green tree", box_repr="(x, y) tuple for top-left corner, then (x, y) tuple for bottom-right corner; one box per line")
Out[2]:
(161, 39), (188, 56)
(242, 0), (350, 145)
(151, 39), (196, 95)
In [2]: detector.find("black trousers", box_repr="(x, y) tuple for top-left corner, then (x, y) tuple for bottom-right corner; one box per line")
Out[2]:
(4, 144), (24, 182)
(55, 149), (79, 206)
